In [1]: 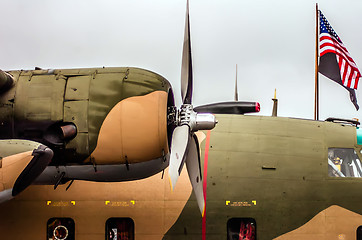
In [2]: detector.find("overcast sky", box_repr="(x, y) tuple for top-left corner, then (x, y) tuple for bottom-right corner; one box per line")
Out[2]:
(1, 0), (362, 120)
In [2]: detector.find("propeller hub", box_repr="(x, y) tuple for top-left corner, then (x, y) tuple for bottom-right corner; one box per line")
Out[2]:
(193, 113), (217, 131)
(179, 104), (193, 125)
(177, 104), (217, 132)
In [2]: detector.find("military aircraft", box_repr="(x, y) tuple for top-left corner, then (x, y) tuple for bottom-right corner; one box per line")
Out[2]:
(1, 1), (362, 239)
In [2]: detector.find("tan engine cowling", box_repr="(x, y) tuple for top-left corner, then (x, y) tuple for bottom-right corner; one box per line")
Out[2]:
(91, 90), (169, 165)
(0, 140), (53, 203)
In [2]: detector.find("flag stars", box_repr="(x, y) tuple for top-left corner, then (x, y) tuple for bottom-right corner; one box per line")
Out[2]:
(320, 12), (341, 43)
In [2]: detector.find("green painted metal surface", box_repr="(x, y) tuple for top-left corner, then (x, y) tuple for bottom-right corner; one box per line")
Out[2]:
(165, 115), (361, 240)
(0, 67), (172, 163)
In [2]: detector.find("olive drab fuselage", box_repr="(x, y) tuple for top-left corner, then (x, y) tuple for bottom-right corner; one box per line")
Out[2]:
(1, 113), (362, 239)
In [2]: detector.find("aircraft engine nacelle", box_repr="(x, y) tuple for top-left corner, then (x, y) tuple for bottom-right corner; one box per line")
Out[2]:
(90, 90), (170, 165)
(0, 67), (177, 184)
(0, 140), (52, 202)
(34, 89), (175, 184)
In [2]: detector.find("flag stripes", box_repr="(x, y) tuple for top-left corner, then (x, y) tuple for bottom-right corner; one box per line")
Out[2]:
(319, 10), (361, 90)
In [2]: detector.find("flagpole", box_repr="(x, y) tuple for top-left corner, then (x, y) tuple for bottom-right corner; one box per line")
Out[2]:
(314, 3), (319, 121)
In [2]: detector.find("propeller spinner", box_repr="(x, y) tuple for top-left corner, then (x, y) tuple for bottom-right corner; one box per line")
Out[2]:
(168, 0), (260, 216)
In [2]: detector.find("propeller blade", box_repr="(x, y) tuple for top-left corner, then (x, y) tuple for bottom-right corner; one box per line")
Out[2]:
(168, 125), (190, 190)
(186, 133), (205, 216)
(181, 0), (193, 104)
(12, 145), (53, 196)
(194, 101), (260, 114)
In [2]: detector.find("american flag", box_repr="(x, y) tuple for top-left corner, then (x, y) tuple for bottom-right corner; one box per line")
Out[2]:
(319, 10), (361, 90)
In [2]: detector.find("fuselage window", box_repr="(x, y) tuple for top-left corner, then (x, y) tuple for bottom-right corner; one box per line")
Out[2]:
(328, 148), (362, 177)
(357, 226), (362, 240)
(106, 218), (134, 240)
(227, 218), (256, 240)
(47, 218), (75, 240)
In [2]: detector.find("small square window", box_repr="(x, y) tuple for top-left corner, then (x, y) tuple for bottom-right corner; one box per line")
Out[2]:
(227, 218), (256, 240)
(106, 218), (134, 240)
(47, 217), (75, 240)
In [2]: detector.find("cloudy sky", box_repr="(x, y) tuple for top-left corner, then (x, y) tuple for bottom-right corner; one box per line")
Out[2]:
(1, 0), (362, 120)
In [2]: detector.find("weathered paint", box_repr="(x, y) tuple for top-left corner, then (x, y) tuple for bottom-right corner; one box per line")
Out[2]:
(1, 152), (33, 190)
(0, 67), (173, 165)
(165, 115), (362, 240)
(90, 91), (169, 164)
(0, 115), (361, 239)
(0, 140), (43, 199)
(0, 140), (55, 201)
(0, 167), (192, 239)
(275, 205), (362, 240)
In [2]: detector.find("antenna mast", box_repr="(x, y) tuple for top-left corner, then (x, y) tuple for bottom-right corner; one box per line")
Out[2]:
(234, 64), (238, 101)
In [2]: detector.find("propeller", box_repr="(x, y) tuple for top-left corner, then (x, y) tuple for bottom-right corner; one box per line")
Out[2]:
(194, 101), (260, 114)
(168, 0), (260, 216)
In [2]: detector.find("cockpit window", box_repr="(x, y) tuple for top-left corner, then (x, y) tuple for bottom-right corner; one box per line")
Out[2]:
(328, 148), (362, 177)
